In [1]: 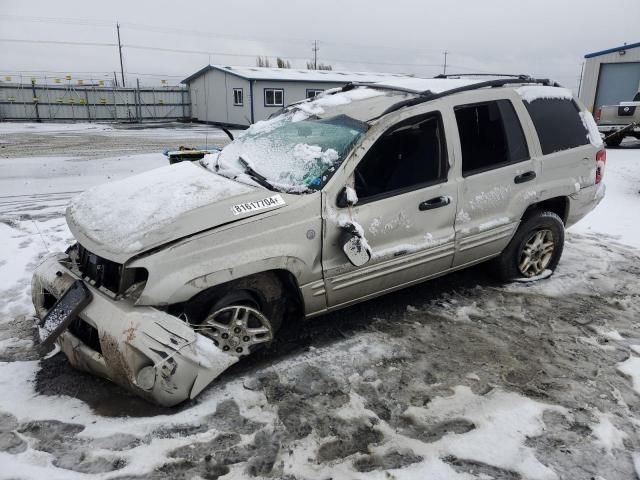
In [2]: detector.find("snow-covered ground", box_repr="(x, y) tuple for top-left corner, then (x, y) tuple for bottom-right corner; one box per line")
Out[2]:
(0, 125), (639, 479)
(572, 141), (640, 248)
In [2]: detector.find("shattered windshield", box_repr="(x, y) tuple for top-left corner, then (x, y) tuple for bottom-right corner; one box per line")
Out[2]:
(205, 112), (368, 193)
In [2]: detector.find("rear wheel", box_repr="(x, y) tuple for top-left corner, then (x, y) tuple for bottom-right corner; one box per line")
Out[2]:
(199, 290), (279, 357)
(492, 211), (564, 281)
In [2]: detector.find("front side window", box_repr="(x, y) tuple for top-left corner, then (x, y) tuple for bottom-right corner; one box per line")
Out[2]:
(211, 113), (367, 193)
(233, 88), (243, 106)
(307, 89), (324, 99)
(523, 98), (589, 154)
(455, 100), (529, 176)
(264, 88), (284, 107)
(354, 112), (448, 202)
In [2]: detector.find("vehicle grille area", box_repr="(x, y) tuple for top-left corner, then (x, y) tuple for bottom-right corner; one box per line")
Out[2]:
(68, 317), (102, 353)
(75, 244), (123, 294)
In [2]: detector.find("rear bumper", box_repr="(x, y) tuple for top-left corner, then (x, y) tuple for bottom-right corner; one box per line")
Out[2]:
(32, 253), (237, 407)
(566, 183), (605, 228)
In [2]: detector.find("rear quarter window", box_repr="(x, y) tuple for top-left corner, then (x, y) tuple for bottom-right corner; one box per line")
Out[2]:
(523, 98), (589, 154)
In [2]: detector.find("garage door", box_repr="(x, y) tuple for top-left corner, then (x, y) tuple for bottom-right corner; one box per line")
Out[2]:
(594, 62), (640, 111)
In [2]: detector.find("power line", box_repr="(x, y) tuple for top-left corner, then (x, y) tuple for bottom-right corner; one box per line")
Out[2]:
(0, 13), (450, 58)
(0, 36), (464, 74)
(121, 44), (444, 69)
(0, 38), (117, 47)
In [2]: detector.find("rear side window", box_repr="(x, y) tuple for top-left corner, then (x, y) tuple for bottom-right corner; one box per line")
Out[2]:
(454, 100), (529, 177)
(523, 98), (589, 154)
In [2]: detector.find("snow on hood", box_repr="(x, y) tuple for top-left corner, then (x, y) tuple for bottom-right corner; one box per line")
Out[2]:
(67, 162), (259, 260)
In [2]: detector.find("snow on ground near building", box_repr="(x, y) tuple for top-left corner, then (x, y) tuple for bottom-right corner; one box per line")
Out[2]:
(0, 127), (639, 479)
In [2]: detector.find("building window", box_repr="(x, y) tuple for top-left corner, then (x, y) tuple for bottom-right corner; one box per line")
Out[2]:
(233, 88), (243, 106)
(264, 88), (284, 107)
(306, 89), (324, 99)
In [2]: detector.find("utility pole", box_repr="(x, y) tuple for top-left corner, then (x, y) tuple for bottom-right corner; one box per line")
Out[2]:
(116, 23), (125, 87)
(577, 62), (585, 97)
(312, 40), (319, 70)
(443, 51), (448, 75)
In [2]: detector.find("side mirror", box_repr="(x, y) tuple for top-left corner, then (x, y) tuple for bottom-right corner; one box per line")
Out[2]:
(336, 187), (357, 208)
(340, 222), (371, 267)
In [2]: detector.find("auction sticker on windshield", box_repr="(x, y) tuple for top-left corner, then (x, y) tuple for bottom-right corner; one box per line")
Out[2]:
(232, 194), (286, 216)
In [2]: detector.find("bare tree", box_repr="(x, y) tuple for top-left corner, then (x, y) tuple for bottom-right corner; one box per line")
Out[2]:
(256, 56), (272, 68)
(306, 61), (332, 70)
(276, 57), (291, 69)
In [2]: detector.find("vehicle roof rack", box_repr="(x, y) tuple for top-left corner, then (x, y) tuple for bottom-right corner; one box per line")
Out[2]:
(283, 76), (563, 121)
(340, 81), (421, 95)
(433, 73), (530, 79)
(376, 76), (563, 119)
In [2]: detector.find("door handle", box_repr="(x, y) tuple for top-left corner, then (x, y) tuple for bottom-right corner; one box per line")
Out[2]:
(514, 171), (536, 184)
(419, 196), (450, 211)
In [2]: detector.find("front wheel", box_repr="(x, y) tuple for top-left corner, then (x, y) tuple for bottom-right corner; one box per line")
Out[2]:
(492, 211), (565, 281)
(199, 290), (279, 357)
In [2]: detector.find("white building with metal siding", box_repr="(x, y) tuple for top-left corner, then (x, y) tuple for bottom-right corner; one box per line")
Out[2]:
(579, 41), (640, 112)
(182, 65), (413, 127)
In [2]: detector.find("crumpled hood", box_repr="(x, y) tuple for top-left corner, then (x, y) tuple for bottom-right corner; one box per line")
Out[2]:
(67, 162), (288, 263)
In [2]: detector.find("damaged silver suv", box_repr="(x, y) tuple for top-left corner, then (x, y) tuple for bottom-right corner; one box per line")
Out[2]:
(32, 75), (606, 406)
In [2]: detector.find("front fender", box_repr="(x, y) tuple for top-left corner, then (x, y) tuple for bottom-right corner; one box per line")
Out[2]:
(128, 196), (323, 307)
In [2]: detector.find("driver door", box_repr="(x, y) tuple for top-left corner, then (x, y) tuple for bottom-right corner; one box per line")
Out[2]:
(321, 111), (458, 309)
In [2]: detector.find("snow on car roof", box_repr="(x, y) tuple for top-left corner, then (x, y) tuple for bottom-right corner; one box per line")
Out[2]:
(277, 77), (566, 123)
(288, 78), (483, 121)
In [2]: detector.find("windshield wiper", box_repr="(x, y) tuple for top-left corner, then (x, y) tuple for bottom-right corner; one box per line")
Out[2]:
(238, 156), (276, 191)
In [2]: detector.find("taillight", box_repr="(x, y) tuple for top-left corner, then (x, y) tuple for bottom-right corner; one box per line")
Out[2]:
(596, 149), (606, 184)
(595, 108), (602, 122)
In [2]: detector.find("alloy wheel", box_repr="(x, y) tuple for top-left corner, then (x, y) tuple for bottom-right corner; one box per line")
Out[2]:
(200, 305), (273, 356)
(518, 229), (555, 277)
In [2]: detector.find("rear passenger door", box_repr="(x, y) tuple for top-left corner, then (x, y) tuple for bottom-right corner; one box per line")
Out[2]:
(452, 97), (538, 267)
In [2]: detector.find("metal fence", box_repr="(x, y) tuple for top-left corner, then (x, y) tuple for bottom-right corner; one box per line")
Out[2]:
(0, 80), (190, 122)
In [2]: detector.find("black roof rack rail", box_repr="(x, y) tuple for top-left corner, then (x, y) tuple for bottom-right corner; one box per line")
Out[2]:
(340, 81), (420, 95)
(375, 76), (563, 119)
(433, 73), (530, 79)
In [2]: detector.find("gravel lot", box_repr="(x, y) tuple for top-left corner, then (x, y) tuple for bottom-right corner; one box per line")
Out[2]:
(0, 123), (639, 480)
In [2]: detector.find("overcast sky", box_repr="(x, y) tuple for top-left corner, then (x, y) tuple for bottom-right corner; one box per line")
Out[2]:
(1, 0), (639, 91)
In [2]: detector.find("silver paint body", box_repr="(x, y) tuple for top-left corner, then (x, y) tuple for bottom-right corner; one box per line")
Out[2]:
(32, 84), (605, 405)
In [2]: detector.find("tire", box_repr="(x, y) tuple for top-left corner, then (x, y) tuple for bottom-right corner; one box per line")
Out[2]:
(605, 136), (623, 148)
(198, 289), (282, 357)
(492, 211), (564, 282)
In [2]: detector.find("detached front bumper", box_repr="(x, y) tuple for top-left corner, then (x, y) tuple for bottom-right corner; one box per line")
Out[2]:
(32, 253), (238, 407)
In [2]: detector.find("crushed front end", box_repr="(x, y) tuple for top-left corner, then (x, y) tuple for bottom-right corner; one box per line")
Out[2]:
(31, 246), (238, 407)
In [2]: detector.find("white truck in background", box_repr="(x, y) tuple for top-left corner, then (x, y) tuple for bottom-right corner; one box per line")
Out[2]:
(595, 89), (640, 147)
